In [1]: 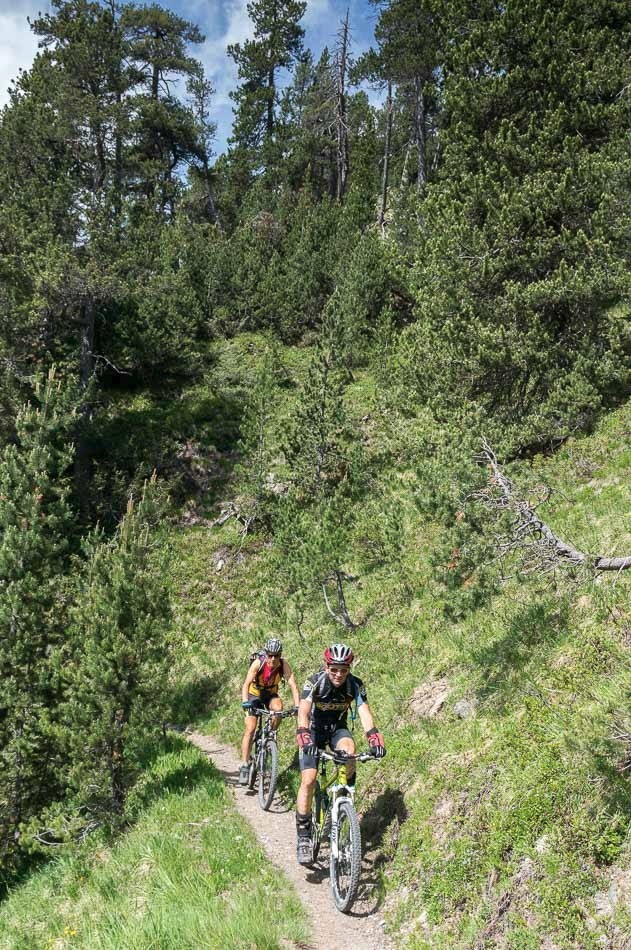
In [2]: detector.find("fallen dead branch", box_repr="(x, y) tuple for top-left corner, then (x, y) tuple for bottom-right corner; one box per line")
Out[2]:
(472, 440), (631, 574)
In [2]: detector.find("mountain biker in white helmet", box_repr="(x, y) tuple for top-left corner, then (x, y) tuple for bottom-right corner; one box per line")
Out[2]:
(239, 637), (300, 785)
(294, 643), (385, 865)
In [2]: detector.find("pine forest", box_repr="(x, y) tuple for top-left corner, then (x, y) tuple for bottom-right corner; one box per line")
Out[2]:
(0, 0), (630, 946)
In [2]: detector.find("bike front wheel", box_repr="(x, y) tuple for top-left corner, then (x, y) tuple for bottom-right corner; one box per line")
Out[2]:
(330, 799), (362, 912)
(258, 739), (278, 810)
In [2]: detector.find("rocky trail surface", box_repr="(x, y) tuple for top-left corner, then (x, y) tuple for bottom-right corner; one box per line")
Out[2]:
(189, 732), (392, 950)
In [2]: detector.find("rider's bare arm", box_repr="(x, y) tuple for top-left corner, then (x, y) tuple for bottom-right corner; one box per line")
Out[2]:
(282, 662), (301, 706)
(241, 659), (260, 703)
(298, 696), (313, 730)
(357, 702), (377, 733)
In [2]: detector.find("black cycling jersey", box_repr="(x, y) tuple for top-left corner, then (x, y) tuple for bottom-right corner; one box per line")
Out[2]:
(300, 670), (367, 729)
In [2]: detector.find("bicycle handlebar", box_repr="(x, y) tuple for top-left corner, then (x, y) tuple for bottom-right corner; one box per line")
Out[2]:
(252, 707), (297, 719)
(318, 750), (376, 764)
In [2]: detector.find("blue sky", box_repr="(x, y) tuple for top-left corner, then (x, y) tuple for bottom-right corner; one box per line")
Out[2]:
(0, 0), (379, 153)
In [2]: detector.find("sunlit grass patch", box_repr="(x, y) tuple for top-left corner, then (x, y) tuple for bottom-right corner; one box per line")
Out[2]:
(0, 738), (307, 950)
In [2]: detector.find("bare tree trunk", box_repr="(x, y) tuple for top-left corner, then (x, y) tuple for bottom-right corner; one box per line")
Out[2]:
(151, 61), (159, 100)
(378, 82), (393, 234)
(335, 10), (350, 201)
(322, 570), (358, 630)
(413, 75), (427, 191)
(114, 90), (123, 223)
(267, 68), (275, 139)
(400, 141), (411, 188)
(80, 297), (95, 389)
(203, 161), (220, 227)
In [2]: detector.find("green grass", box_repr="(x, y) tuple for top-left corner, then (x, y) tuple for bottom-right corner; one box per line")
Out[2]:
(160, 338), (631, 948)
(7, 334), (628, 948)
(0, 738), (308, 950)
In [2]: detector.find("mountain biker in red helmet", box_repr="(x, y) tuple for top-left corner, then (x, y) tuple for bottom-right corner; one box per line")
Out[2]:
(239, 637), (300, 785)
(294, 642), (385, 865)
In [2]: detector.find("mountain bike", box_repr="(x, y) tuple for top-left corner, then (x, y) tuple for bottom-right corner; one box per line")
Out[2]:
(247, 707), (296, 810)
(310, 749), (375, 912)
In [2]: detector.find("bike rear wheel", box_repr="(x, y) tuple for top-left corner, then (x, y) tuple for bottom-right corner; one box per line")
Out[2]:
(258, 739), (278, 810)
(330, 799), (362, 912)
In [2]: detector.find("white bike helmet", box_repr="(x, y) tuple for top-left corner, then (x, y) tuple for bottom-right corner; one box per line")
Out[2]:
(324, 643), (354, 666)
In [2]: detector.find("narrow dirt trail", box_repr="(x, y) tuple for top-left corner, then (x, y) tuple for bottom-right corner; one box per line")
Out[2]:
(189, 732), (392, 950)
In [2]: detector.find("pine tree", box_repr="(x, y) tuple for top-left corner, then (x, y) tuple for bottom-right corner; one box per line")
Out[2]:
(399, 0), (631, 448)
(64, 478), (172, 821)
(284, 318), (351, 499)
(0, 372), (77, 873)
(368, 0), (444, 191)
(276, 312), (365, 627)
(121, 2), (205, 211)
(227, 0), (306, 179)
(233, 342), (282, 532)
(0, 0), (209, 382)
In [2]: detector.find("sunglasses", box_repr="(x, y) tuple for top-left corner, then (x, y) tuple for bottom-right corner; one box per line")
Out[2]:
(266, 652), (281, 658)
(327, 665), (349, 674)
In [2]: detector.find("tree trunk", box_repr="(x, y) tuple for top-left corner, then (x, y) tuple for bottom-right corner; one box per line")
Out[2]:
(267, 67), (275, 139)
(335, 10), (350, 201)
(413, 75), (427, 191)
(378, 82), (393, 233)
(478, 441), (631, 573)
(80, 297), (95, 389)
(203, 162), (220, 226)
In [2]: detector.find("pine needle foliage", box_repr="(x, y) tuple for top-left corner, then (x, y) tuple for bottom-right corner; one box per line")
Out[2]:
(0, 371), (78, 876)
(63, 478), (172, 823)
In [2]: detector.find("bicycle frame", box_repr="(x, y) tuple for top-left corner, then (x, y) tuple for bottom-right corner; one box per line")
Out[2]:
(313, 751), (373, 856)
(311, 749), (375, 912)
(251, 707), (292, 747)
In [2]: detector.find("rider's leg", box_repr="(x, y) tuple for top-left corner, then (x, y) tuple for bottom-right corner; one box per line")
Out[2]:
(296, 744), (318, 864)
(240, 708), (258, 763)
(331, 728), (356, 784)
(269, 695), (283, 730)
(297, 766), (317, 814)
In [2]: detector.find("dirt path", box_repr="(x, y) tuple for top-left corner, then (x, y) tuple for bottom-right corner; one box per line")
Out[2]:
(189, 732), (392, 950)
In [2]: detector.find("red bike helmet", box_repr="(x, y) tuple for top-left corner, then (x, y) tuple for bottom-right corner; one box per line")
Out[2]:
(324, 643), (354, 667)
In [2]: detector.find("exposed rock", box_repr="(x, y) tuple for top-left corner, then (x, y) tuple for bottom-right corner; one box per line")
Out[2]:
(264, 473), (288, 496)
(534, 835), (551, 855)
(453, 699), (476, 720)
(594, 866), (631, 918)
(408, 678), (450, 719)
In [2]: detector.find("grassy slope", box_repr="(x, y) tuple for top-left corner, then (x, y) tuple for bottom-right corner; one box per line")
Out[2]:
(0, 739), (308, 949)
(165, 336), (631, 948)
(1, 335), (628, 948)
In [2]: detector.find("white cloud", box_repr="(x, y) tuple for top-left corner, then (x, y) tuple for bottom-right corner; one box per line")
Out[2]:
(0, 5), (40, 108)
(198, 0), (250, 110)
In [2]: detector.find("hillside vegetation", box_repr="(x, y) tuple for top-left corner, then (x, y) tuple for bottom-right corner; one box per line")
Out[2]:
(0, 0), (629, 946)
(161, 337), (631, 948)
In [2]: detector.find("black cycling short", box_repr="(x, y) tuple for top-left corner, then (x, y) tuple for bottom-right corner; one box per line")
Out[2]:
(246, 691), (280, 716)
(299, 726), (354, 771)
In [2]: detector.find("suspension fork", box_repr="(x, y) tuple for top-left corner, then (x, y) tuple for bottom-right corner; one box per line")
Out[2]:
(330, 763), (354, 859)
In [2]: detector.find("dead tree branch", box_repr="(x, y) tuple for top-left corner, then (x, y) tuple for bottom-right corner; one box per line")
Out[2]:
(211, 501), (256, 535)
(321, 569), (358, 630)
(474, 440), (631, 573)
